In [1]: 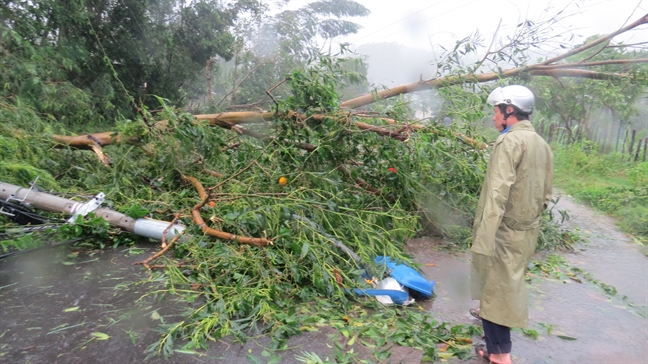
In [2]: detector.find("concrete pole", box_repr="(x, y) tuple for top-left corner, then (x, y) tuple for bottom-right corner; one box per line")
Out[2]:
(0, 182), (185, 241)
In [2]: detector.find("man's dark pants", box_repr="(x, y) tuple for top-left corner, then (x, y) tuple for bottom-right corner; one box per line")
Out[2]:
(483, 318), (512, 354)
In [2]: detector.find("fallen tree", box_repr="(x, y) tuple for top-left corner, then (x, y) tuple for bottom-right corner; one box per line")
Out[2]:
(51, 13), (648, 161)
(341, 13), (648, 109)
(2, 8), (643, 362)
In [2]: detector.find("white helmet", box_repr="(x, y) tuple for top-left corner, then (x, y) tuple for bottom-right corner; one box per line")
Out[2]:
(487, 85), (535, 114)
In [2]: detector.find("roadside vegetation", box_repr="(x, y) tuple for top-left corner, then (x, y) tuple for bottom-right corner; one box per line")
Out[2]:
(552, 142), (648, 244)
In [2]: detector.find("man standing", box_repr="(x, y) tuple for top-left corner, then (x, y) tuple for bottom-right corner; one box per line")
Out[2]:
(471, 85), (554, 364)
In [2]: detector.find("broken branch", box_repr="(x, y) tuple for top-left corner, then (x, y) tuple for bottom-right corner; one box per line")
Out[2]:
(136, 213), (183, 269)
(182, 175), (271, 247)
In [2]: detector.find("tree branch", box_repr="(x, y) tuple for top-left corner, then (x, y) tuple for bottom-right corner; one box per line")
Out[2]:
(216, 61), (268, 107)
(534, 58), (648, 69)
(182, 174), (271, 247)
(540, 13), (648, 65)
(339, 13), (648, 110)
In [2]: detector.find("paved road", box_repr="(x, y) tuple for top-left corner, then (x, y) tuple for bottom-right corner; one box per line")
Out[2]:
(1, 193), (646, 363)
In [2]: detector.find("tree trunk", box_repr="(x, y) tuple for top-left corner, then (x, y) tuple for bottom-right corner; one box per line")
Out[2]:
(622, 128), (629, 158)
(231, 51), (238, 105)
(336, 15), (648, 110)
(628, 129), (636, 155)
(206, 59), (212, 101)
(634, 138), (643, 162)
(548, 123), (555, 144)
(52, 132), (130, 149)
(565, 122), (573, 145)
(607, 108), (616, 153)
(643, 139), (647, 162)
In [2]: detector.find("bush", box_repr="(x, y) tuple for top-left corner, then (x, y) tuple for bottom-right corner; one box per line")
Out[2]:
(618, 205), (648, 237)
(552, 141), (648, 244)
(628, 162), (648, 187)
(552, 141), (618, 177)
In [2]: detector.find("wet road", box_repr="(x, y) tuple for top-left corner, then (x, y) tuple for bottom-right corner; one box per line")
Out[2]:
(411, 193), (648, 364)
(0, 193), (646, 363)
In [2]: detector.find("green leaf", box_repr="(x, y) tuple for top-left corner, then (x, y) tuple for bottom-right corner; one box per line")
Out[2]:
(246, 354), (262, 364)
(347, 335), (356, 346)
(556, 335), (577, 341)
(174, 349), (199, 355)
(91, 332), (110, 340)
(123, 205), (150, 219)
(63, 306), (80, 312)
(300, 242), (310, 259)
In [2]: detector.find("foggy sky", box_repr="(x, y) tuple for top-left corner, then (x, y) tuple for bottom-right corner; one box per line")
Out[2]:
(284, 0), (647, 85)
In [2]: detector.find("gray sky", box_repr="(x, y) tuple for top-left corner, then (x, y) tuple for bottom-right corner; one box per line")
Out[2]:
(288, 0), (647, 51)
(285, 0), (647, 86)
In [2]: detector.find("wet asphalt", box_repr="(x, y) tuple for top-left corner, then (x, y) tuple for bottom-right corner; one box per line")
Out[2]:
(0, 193), (646, 363)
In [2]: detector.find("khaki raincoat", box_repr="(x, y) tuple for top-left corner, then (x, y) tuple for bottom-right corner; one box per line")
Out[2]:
(471, 120), (553, 328)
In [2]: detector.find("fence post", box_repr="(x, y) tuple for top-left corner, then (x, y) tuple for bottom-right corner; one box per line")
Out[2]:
(628, 129), (636, 155)
(616, 124), (623, 152)
(644, 139), (647, 162)
(548, 124), (555, 144)
(621, 128), (629, 159)
(635, 138), (643, 162)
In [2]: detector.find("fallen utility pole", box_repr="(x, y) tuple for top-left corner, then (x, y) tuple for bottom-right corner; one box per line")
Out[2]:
(0, 182), (185, 241)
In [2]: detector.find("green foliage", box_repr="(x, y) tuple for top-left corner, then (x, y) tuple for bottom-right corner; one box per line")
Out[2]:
(536, 199), (582, 251)
(284, 57), (346, 112)
(0, 101), (60, 188)
(527, 254), (619, 297)
(1, 233), (43, 253)
(521, 328), (539, 340)
(628, 162), (648, 187)
(527, 254), (568, 280)
(570, 267), (618, 296)
(553, 141), (616, 176)
(1, 0), (266, 120)
(262, 0), (369, 61)
(531, 37), (647, 146)
(59, 213), (116, 247)
(123, 205), (151, 219)
(553, 142), (648, 242)
(286, 303), (480, 363)
(198, 0), (371, 113)
(1, 83), (492, 361)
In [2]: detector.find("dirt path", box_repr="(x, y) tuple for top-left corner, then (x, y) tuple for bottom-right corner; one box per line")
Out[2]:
(1, 193), (646, 363)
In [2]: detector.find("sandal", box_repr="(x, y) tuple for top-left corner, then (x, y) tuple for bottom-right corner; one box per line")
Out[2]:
(470, 307), (482, 320)
(475, 344), (492, 363)
(475, 344), (509, 364)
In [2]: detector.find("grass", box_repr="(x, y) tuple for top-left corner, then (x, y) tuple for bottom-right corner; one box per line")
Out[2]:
(552, 141), (648, 244)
